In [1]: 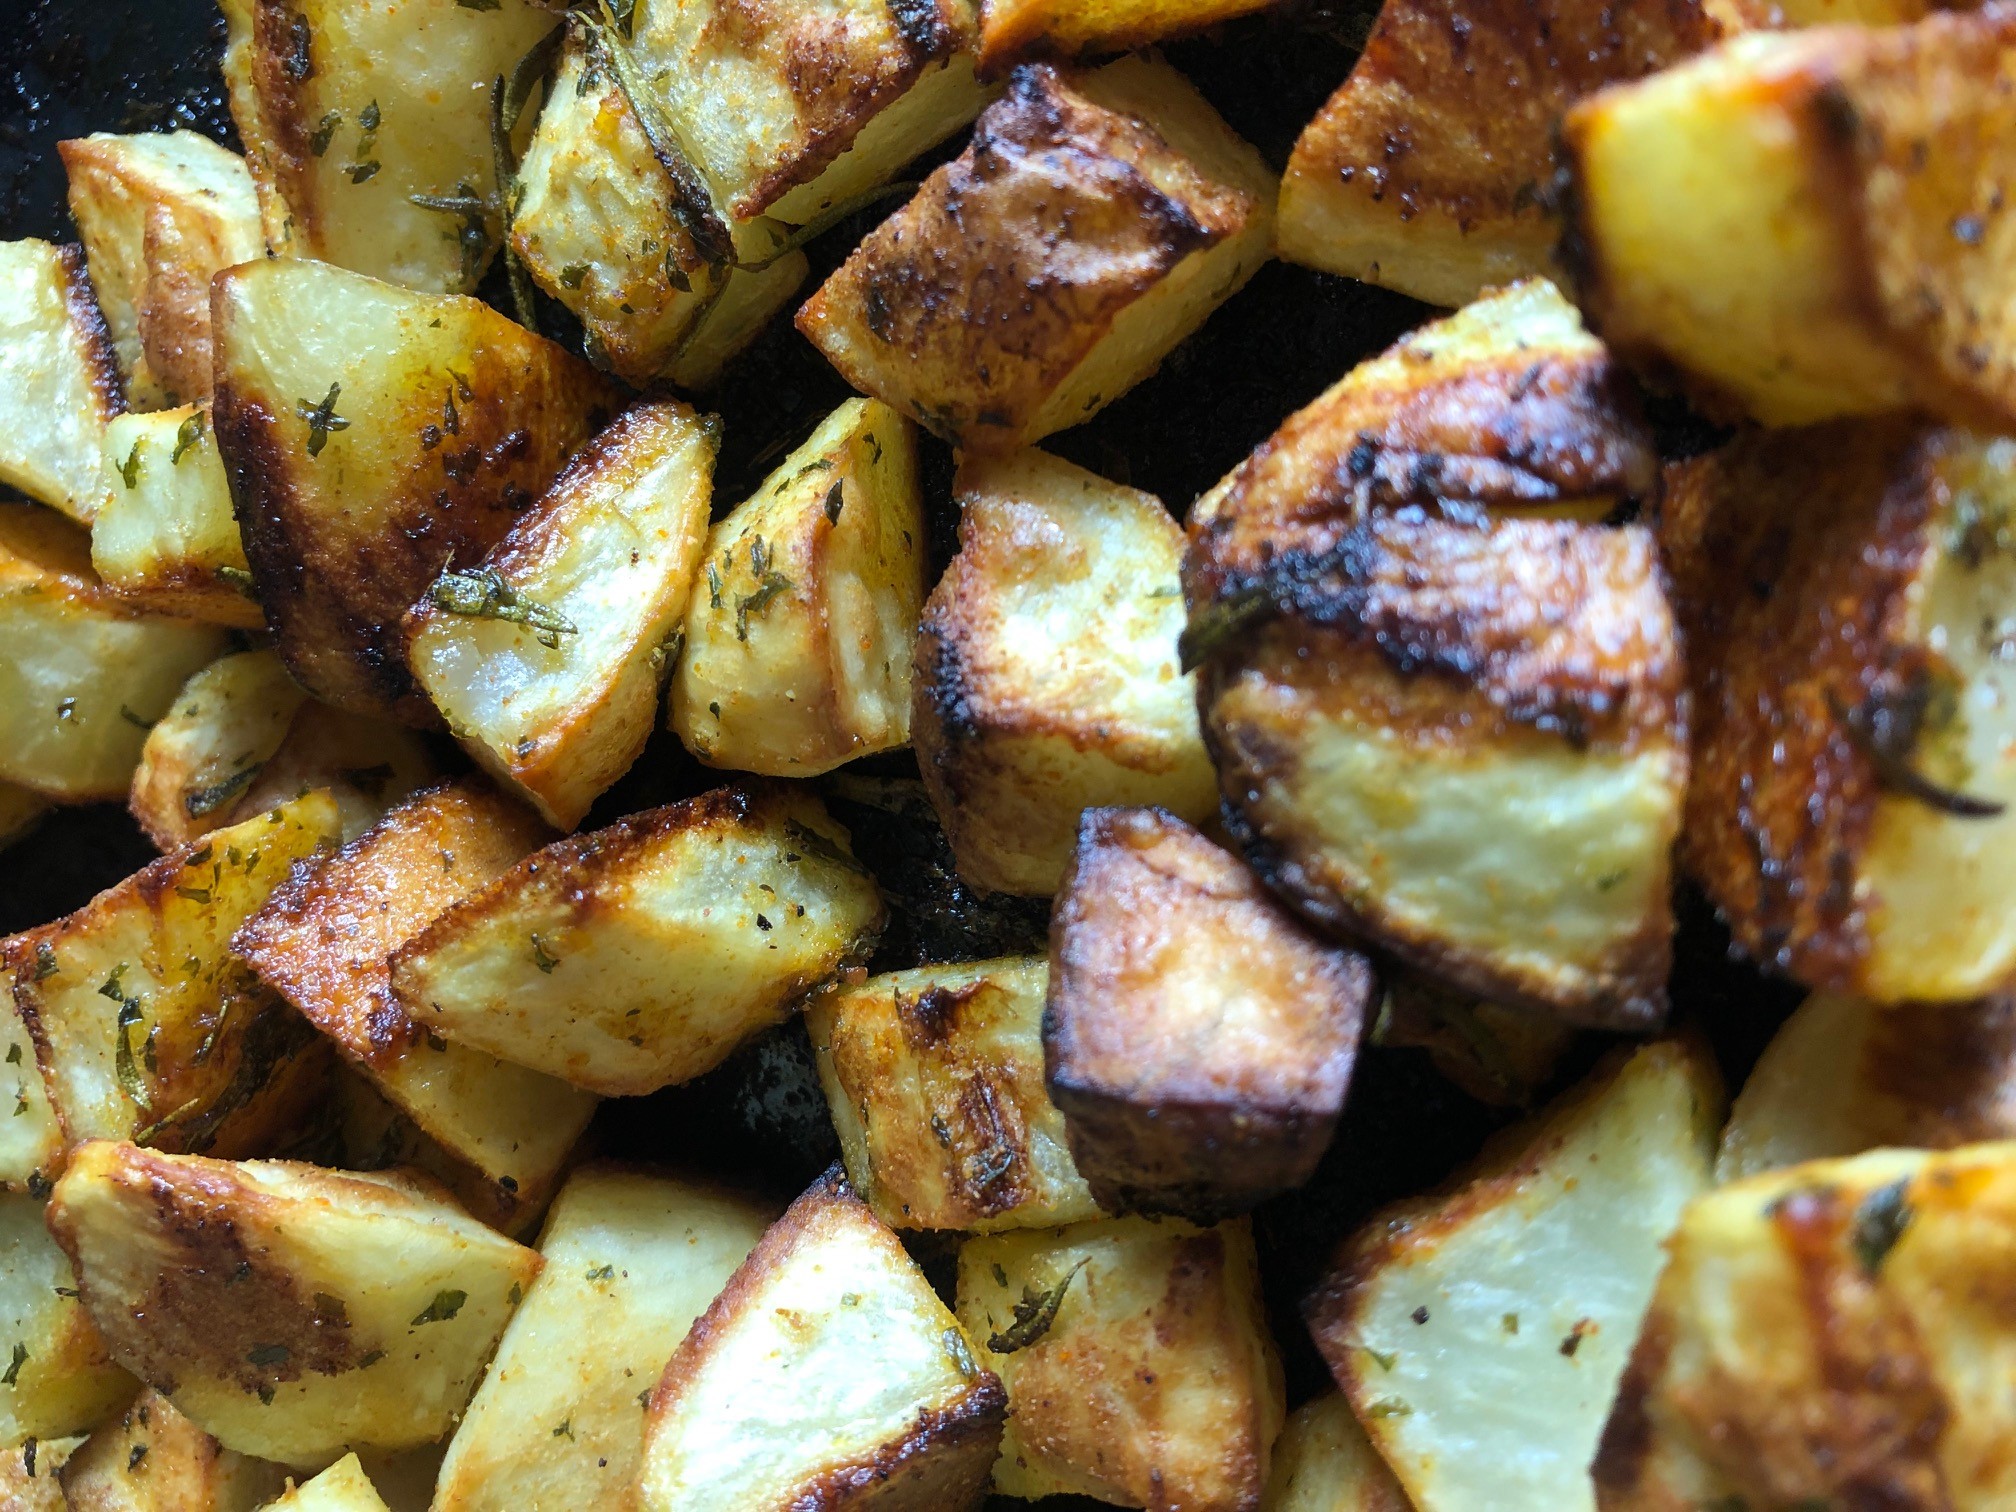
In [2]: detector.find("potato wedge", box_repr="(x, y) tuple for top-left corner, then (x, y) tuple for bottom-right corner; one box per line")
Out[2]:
(977, 0), (1276, 72)
(328, 1069), (545, 1238)
(391, 784), (884, 1096)
(433, 1167), (773, 1512)
(59, 1388), (287, 1512)
(806, 956), (1098, 1233)
(1260, 1394), (1413, 1512)
(914, 448), (1213, 896)
(210, 257), (622, 723)
(0, 1193), (132, 1442)
(669, 399), (925, 778)
(0, 1435), (79, 1512)
(636, 1167), (1006, 1512)
(1308, 1039), (1721, 1512)
(57, 131), (264, 409)
(956, 1212), (1284, 1508)
(0, 240), (123, 524)
(1046, 806), (1372, 1221)
(234, 705), (441, 850)
(263, 1456), (391, 1512)
(48, 1142), (541, 1464)
(798, 57), (1274, 454)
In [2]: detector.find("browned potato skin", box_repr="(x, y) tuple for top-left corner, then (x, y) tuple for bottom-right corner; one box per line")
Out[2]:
(1045, 806), (1372, 1221)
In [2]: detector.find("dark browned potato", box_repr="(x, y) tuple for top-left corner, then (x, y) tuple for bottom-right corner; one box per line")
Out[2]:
(1045, 805), (1373, 1221)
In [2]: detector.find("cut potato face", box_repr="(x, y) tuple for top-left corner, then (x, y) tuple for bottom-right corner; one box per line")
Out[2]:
(405, 400), (716, 829)
(433, 1167), (773, 1512)
(0, 1192), (133, 1442)
(0, 240), (123, 524)
(914, 448), (1214, 896)
(637, 1168), (1006, 1512)
(391, 784), (885, 1096)
(58, 1387), (288, 1512)
(977, 0), (1276, 73)
(0, 999), (65, 1198)
(799, 57), (1274, 454)
(1308, 1040), (1721, 1512)
(47, 1143), (541, 1465)
(211, 257), (622, 723)
(956, 1213), (1284, 1509)
(2, 1435), (79, 1512)
(261, 1455), (391, 1512)
(668, 398), (924, 779)
(1260, 1393), (1413, 1512)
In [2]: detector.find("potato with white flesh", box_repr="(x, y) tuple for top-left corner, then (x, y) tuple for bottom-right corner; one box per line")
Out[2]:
(3, 792), (341, 1179)
(799, 57), (1274, 454)
(262, 1456), (391, 1512)
(1666, 422), (2016, 1003)
(1592, 1143), (2016, 1509)
(390, 784), (884, 1096)
(59, 1388), (288, 1512)
(0, 240), (122, 524)
(211, 257), (622, 724)
(216, 0), (558, 294)
(977, 0), (1276, 73)
(1, 1436), (79, 1512)
(956, 1213), (1284, 1508)
(1046, 806), (1372, 1221)
(914, 448), (1213, 896)
(433, 1168), (773, 1512)
(1564, 10), (2016, 429)
(48, 1142), (541, 1464)
(58, 131), (263, 409)
(1261, 1394), (1413, 1512)
(1307, 1040), (1721, 1512)
(637, 1168), (1005, 1512)
(235, 780), (596, 1229)
(0, 1193), (132, 1442)
(669, 399), (925, 778)
(329, 1070), (542, 1238)
(404, 402), (714, 830)
(0, 1002), (64, 1198)
(806, 956), (1097, 1233)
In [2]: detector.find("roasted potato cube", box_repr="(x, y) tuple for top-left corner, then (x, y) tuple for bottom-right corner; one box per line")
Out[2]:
(0, 240), (123, 524)
(914, 448), (1214, 896)
(1564, 11), (2016, 428)
(1592, 1143), (2016, 1509)
(1666, 422), (2016, 1001)
(1307, 1039), (1720, 1512)
(48, 1142), (541, 1464)
(956, 1212), (1284, 1508)
(3, 793), (341, 1179)
(1046, 806), (1373, 1221)
(216, 0), (558, 295)
(234, 704), (442, 850)
(236, 780), (595, 1225)
(390, 784), (884, 1096)
(1260, 1393), (1412, 1512)
(404, 402), (714, 829)
(977, 0), (1276, 72)
(57, 131), (263, 409)
(433, 1167), (773, 1512)
(0, 1193), (132, 1442)
(59, 1388), (287, 1512)
(806, 956), (1097, 1233)
(212, 258), (621, 723)
(799, 57), (1274, 454)
(0, 1435), (79, 1512)
(1194, 510), (1687, 1028)
(669, 399), (925, 778)
(265, 1455), (392, 1512)
(637, 1167), (1006, 1512)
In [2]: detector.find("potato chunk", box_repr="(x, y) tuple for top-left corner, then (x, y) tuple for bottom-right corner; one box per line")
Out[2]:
(404, 401), (715, 829)
(669, 399), (925, 778)
(48, 1143), (541, 1464)
(433, 1168), (772, 1512)
(799, 57), (1274, 454)
(390, 784), (884, 1096)
(637, 1168), (1005, 1512)
(1260, 1394), (1412, 1512)
(1308, 1040), (1721, 1512)
(956, 1213), (1284, 1508)
(977, 0), (1276, 72)
(1592, 1144), (2016, 1509)
(806, 956), (1098, 1234)
(0, 1193), (132, 1442)
(1046, 806), (1373, 1221)
(1666, 422), (2016, 1002)
(0, 786), (47, 855)
(0, 240), (123, 524)
(57, 131), (263, 409)
(264, 1456), (392, 1512)
(216, 0), (558, 295)
(914, 448), (1213, 896)
(1, 1435), (79, 1512)
(59, 1388), (287, 1512)
(211, 258), (621, 723)
(1564, 11), (2016, 428)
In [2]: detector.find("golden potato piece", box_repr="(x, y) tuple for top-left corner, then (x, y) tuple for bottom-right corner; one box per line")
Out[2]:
(405, 401), (715, 829)
(956, 1213), (1284, 1508)
(0, 240), (123, 524)
(669, 399), (924, 778)
(1309, 1040), (1720, 1512)
(0, 1000), (64, 1199)
(637, 1168), (1005, 1512)
(806, 956), (1099, 1234)
(0, 1193), (132, 1443)
(1259, 1394), (1413, 1512)
(799, 57), (1274, 454)
(263, 1455), (391, 1512)
(1046, 806), (1372, 1221)
(914, 448), (1214, 896)
(390, 784), (884, 1096)
(977, 0), (1276, 73)
(0, 1435), (79, 1512)
(59, 1388), (287, 1512)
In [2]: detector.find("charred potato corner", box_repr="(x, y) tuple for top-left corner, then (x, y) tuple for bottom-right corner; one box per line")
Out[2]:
(13, 0), (2016, 1505)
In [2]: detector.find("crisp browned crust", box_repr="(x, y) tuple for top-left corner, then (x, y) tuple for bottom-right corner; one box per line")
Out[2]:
(247, 0), (320, 243)
(54, 242), (126, 422)
(1861, 996), (2016, 1148)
